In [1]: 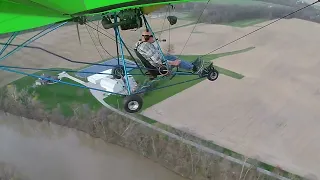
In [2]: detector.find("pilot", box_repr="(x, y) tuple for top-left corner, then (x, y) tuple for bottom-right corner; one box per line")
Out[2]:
(135, 29), (203, 73)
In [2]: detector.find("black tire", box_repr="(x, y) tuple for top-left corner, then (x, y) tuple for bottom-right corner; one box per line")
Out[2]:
(207, 69), (219, 81)
(159, 67), (169, 75)
(112, 65), (125, 79)
(123, 94), (143, 113)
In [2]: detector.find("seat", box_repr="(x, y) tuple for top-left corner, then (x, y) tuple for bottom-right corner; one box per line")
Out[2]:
(134, 48), (168, 78)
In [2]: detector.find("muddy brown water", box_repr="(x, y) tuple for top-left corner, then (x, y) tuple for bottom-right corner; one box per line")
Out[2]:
(0, 112), (186, 180)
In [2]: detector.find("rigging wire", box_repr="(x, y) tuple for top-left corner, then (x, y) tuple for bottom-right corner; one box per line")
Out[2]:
(168, 5), (172, 54)
(85, 24), (105, 60)
(87, 19), (145, 73)
(90, 20), (138, 44)
(0, 64), (197, 76)
(0, 64), (203, 96)
(95, 21), (117, 59)
(158, 5), (170, 40)
(1, 65), (123, 95)
(0, 65), (145, 76)
(200, 0), (320, 58)
(178, 0), (211, 57)
(4, 31), (159, 72)
(85, 22), (137, 52)
(85, 22), (118, 42)
(86, 20), (145, 73)
(0, 42), (141, 69)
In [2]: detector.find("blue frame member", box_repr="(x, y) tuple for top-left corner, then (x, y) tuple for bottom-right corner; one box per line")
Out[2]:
(135, 30), (203, 73)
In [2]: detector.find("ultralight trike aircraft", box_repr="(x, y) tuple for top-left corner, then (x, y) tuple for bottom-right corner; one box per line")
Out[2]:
(0, 0), (220, 113)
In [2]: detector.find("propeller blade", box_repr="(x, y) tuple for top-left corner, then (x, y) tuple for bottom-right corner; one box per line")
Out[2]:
(76, 23), (81, 45)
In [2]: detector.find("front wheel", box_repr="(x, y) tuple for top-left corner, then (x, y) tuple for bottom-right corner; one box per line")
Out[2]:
(112, 65), (125, 79)
(207, 69), (219, 81)
(123, 94), (143, 113)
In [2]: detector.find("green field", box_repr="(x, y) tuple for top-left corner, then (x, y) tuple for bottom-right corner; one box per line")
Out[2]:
(104, 47), (253, 110)
(7, 46), (252, 116)
(4, 52), (302, 180)
(9, 69), (102, 117)
(170, 0), (279, 28)
(175, 12), (267, 28)
(224, 18), (267, 27)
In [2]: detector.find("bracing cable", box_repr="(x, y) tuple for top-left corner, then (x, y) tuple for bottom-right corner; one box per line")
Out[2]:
(95, 21), (117, 59)
(0, 42), (170, 72)
(0, 66), (124, 96)
(178, 0), (211, 57)
(200, 0), (320, 57)
(158, 5), (170, 40)
(91, 21), (137, 45)
(0, 65), (144, 76)
(85, 22), (137, 52)
(85, 24), (105, 60)
(0, 42), (140, 69)
(85, 22), (118, 43)
(0, 64), (198, 77)
(89, 20), (146, 74)
(168, 5), (172, 54)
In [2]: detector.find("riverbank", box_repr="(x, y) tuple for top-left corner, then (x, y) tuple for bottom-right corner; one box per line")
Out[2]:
(0, 86), (298, 180)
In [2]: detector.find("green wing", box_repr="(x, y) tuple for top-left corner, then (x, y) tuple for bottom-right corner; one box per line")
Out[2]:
(0, 0), (199, 34)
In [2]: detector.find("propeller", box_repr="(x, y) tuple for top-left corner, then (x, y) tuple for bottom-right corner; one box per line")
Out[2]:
(76, 23), (81, 45)
(73, 16), (87, 46)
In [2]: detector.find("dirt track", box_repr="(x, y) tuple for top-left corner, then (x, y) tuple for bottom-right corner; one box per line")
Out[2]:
(142, 19), (320, 178)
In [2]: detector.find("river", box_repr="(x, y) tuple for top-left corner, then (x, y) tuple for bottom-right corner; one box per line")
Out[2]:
(0, 112), (186, 180)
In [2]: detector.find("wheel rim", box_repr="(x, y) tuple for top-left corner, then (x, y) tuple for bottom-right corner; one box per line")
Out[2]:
(128, 101), (140, 111)
(158, 66), (169, 75)
(210, 71), (218, 79)
(115, 68), (123, 76)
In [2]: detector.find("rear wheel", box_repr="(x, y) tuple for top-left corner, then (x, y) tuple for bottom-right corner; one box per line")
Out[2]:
(112, 65), (125, 79)
(207, 69), (219, 81)
(123, 94), (143, 113)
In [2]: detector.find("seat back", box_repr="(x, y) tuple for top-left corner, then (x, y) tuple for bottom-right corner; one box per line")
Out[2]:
(134, 48), (160, 77)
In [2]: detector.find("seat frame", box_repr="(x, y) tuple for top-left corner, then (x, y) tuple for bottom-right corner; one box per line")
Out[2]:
(134, 48), (168, 79)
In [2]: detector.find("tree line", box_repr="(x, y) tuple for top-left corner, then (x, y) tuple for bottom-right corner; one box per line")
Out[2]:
(171, 0), (320, 24)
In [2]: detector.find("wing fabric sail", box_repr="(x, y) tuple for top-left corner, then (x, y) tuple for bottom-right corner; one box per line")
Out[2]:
(0, 0), (201, 34)
(0, 0), (69, 34)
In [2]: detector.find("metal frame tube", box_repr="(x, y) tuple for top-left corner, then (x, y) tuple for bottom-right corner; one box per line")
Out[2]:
(113, 14), (131, 95)
(0, 21), (125, 95)
(142, 14), (169, 69)
(0, 65), (148, 76)
(0, 66), (124, 95)
(0, 22), (67, 61)
(0, 42), (142, 69)
(0, 31), (19, 56)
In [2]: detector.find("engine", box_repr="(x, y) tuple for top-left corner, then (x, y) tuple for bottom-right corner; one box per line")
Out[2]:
(101, 9), (143, 31)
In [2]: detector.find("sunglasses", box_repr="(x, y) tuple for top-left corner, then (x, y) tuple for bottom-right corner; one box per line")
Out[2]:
(142, 34), (153, 37)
